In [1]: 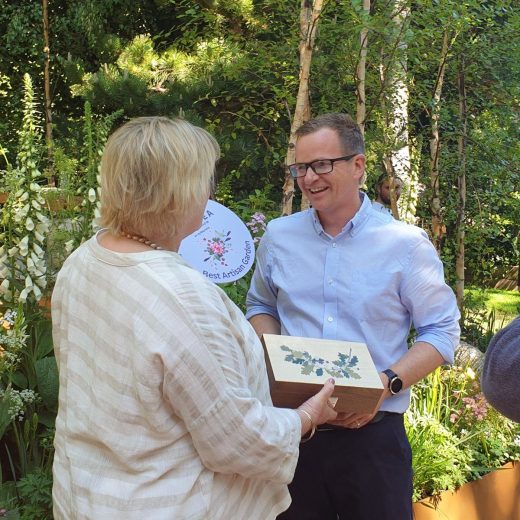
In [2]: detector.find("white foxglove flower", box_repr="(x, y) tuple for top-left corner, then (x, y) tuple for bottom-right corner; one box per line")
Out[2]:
(25, 275), (33, 288)
(31, 200), (41, 210)
(32, 284), (42, 300)
(25, 217), (35, 231)
(33, 243), (44, 256)
(35, 212), (47, 223)
(88, 188), (96, 202)
(19, 191), (29, 202)
(35, 223), (47, 234)
(18, 288), (29, 302)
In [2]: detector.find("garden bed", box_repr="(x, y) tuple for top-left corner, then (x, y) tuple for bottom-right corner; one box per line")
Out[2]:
(413, 461), (520, 520)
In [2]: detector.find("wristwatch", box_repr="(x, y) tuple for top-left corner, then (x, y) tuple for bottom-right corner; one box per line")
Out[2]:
(382, 369), (403, 395)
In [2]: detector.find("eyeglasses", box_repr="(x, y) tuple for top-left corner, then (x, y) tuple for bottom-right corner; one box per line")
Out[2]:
(287, 154), (358, 179)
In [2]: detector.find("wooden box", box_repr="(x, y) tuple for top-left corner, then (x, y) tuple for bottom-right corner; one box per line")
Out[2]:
(261, 334), (384, 414)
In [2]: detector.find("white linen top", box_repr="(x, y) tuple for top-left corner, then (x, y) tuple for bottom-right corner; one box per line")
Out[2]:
(51, 231), (300, 520)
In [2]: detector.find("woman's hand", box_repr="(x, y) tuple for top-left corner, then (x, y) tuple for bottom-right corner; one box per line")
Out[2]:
(296, 378), (338, 435)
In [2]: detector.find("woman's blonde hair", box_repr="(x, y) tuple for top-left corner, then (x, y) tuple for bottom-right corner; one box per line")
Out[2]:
(99, 116), (220, 238)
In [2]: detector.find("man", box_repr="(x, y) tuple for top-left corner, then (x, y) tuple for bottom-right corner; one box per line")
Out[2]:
(246, 113), (460, 520)
(372, 172), (403, 215)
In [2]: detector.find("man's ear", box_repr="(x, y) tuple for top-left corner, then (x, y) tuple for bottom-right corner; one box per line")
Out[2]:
(352, 154), (366, 182)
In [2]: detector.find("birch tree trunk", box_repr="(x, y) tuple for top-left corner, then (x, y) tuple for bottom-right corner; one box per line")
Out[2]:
(282, 0), (323, 215)
(429, 30), (450, 252)
(43, 0), (55, 186)
(379, 0), (412, 221)
(356, 0), (370, 136)
(455, 55), (467, 311)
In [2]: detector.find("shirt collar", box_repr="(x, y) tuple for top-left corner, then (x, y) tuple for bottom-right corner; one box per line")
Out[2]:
(310, 191), (372, 238)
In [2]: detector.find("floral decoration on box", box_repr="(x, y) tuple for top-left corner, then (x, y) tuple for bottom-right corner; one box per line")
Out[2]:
(281, 345), (361, 379)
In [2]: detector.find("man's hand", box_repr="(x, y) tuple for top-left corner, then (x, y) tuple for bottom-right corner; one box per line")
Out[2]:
(325, 372), (390, 429)
(326, 411), (377, 429)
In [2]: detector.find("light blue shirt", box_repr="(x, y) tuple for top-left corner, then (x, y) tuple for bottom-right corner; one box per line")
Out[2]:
(246, 192), (460, 413)
(371, 200), (392, 215)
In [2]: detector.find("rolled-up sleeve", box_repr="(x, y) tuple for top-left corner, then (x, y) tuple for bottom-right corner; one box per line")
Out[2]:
(400, 236), (460, 363)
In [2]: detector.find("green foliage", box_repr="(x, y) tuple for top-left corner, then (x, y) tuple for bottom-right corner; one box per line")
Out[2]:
(0, 310), (56, 515)
(16, 467), (53, 520)
(408, 362), (520, 500)
(406, 412), (472, 501)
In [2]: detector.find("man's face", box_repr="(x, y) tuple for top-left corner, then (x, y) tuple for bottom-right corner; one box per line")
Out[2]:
(378, 178), (402, 205)
(295, 128), (364, 221)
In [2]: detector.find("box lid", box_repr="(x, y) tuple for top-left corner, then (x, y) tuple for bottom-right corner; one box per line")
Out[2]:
(261, 334), (385, 414)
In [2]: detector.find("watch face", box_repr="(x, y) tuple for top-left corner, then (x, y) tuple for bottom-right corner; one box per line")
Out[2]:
(390, 377), (403, 394)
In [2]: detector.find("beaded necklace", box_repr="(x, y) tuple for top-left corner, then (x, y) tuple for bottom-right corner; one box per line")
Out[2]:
(121, 232), (164, 251)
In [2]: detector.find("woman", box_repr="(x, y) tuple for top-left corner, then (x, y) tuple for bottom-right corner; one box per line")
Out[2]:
(51, 116), (337, 519)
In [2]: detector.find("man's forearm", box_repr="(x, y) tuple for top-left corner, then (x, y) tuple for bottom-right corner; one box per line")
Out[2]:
(249, 313), (281, 339)
(385, 341), (445, 390)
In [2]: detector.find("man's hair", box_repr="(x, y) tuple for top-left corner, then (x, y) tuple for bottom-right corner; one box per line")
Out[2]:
(100, 116), (220, 239)
(376, 173), (404, 187)
(295, 113), (365, 183)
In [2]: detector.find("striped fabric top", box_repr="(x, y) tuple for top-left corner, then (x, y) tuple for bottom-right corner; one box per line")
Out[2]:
(51, 231), (300, 520)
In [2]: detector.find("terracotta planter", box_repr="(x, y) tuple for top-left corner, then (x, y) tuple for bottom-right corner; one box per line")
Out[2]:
(413, 462), (520, 520)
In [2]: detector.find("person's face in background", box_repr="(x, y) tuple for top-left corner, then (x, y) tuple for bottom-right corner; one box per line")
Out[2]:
(377, 178), (402, 206)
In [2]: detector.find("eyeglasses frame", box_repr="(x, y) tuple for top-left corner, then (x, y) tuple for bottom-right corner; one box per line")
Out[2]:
(287, 154), (358, 179)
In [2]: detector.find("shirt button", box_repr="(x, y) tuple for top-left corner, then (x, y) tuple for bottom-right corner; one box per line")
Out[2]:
(327, 316), (333, 322)
(332, 243), (337, 248)
(328, 278), (333, 285)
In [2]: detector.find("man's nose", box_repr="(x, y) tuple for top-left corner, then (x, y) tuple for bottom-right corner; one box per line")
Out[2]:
(303, 165), (319, 179)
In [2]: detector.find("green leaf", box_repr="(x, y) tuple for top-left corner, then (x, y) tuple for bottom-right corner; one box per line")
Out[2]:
(34, 320), (54, 360)
(34, 357), (59, 411)
(10, 372), (28, 389)
(36, 409), (56, 429)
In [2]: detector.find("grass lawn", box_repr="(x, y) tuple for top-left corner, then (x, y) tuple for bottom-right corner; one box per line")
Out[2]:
(465, 287), (520, 328)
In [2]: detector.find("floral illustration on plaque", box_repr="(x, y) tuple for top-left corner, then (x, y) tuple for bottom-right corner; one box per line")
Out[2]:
(280, 345), (361, 379)
(202, 230), (232, 266)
